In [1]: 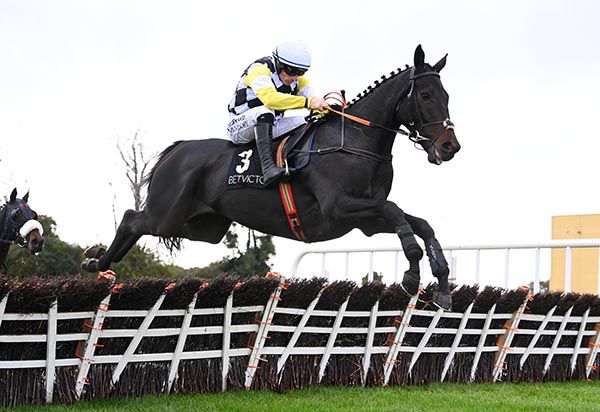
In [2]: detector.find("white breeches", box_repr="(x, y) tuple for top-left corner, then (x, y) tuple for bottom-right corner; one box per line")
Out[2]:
(226, 106), (307, 144)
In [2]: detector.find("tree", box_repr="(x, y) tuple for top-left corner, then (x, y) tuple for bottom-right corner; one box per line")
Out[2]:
(116, 130), (152, 211)
(112, 244), (180, 278)
(529, 279), (549, 293)
(193, 223), (276, 278)
(362, 271), (383, 285)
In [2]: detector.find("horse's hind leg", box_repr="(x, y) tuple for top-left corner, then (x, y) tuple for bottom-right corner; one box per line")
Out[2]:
(380, 201), (424, 296)
(100, 209), (152, 271)
(405, 213), (451, 309)
(82, 209), (150, 272)
(109, 234), (142, 264)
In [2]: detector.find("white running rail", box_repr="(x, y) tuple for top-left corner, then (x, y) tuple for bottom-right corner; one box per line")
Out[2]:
(290, 239), (600, 293)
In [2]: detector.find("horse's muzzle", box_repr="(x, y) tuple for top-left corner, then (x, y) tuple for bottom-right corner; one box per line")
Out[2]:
(440, 139), (461, 161)
(430, 130), (460, 164)
(27, 231), (45, 254)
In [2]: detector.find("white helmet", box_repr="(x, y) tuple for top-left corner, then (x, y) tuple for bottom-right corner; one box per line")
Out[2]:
(272, 40), (312, 70)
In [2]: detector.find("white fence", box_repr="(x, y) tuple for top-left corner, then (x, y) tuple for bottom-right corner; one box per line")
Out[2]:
(1, 281), (600, 406)
(291, 239), (600, 293)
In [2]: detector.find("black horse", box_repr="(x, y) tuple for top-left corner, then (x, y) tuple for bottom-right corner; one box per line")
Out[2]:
(82, 45), (461, 308)
(0, 188), (45, 273)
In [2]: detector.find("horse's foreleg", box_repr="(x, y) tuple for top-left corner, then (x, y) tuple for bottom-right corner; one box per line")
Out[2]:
(405, 213), (451, 309)
(381, 201), (423, 296)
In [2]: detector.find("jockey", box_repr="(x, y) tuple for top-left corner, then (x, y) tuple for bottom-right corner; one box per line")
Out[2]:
(227, 40), (328, 186)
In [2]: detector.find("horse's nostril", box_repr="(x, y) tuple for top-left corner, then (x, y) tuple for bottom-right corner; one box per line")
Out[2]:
(443, 141), (460, 153)
(31, 238), (44, 249)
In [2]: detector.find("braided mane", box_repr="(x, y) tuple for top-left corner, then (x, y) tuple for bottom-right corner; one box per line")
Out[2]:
(346, 64), (411, 109)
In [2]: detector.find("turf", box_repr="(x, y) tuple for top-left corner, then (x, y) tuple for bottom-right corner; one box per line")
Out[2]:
(4, 381), (599, 412)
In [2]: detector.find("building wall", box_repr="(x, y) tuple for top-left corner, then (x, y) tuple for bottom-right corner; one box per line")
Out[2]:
(551, 214), (600, 293)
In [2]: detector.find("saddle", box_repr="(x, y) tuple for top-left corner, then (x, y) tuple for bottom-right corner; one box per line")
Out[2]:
(226, 118), (321, 189)
(278, 119), (320, 171)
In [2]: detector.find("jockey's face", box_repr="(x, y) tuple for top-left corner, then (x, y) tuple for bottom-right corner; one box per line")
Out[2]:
(278, 70), (300, 86)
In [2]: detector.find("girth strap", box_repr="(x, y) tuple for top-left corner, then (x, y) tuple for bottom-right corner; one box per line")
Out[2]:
(276, 137), (308, 242)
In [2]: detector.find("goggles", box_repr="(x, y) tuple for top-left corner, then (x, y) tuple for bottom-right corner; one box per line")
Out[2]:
(281, 63), (307, 77)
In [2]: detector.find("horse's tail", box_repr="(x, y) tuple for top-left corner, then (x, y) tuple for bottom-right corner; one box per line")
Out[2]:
(160, 236), (183, 254)
(146, 141), (187, 251)
(143, 140), (186, 188)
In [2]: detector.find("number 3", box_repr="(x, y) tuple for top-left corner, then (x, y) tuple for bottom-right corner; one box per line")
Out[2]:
(236, 149), (253, 173)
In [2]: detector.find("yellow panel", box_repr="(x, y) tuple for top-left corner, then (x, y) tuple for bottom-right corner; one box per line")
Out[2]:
(571, 249), (599, 294)
(579, 215), (600, 238)
(550, 247), (599, 294)
(551, 214), (600, 293)
(552, 215), (581, 240)
(553, 214), (600, 240)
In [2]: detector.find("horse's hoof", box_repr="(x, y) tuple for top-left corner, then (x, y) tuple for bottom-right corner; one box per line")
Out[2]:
(433, 291), (452, 311)
(401, 271), (420, 296)
(84, 245), (106, 259)
(81, 258), (99, 273)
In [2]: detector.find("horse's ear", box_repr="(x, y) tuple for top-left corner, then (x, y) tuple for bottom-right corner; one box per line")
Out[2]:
(23, 191), (29, 203)
(433, 54), (447, 73)
(414, 44), (425, 68)
(10, 188), (17, 203)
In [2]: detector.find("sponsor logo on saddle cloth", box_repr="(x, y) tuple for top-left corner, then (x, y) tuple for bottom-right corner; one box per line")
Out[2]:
(226, 125), (316, 189)
(227, 144), (266, 188)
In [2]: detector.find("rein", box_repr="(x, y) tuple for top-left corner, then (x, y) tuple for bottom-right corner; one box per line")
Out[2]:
(326, 106), (426, 143)
(306, 91), (395, 163)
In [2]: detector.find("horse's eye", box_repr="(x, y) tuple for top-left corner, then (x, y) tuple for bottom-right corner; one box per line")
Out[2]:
(421, 92), (431, 100)
(11, 209), (22, 220)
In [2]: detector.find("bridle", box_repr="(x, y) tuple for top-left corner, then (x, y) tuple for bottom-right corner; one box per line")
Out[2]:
(0, 203), (42, 247)
(403, 67), (454, 148)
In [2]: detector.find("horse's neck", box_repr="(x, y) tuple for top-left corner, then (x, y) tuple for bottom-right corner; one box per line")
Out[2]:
(0, 208), (8, 244)
(346, 70), (409, 129)
(0, 207), (9, 270)
(0, 243), (8, 272)
(322, 74), (407, 159)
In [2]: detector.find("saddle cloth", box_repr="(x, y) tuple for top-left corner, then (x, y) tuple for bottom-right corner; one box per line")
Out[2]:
(226, 122), (317, 189)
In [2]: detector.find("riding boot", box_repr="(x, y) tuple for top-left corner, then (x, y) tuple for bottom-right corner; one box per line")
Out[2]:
(255, 115), (285, 186)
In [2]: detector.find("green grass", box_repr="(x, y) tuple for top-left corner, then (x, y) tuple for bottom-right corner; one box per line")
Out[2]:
(3, 381), (600, 412)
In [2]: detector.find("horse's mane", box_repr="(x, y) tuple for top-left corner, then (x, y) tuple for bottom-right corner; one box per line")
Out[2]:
(345, 63), (435, 110)
(346, 64), (410, 109)
(143, 140), (186, 188)
(0, 203), (6, 228)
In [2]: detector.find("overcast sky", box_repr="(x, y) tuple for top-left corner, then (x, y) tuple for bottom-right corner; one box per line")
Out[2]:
(1, 0), (599, 283)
